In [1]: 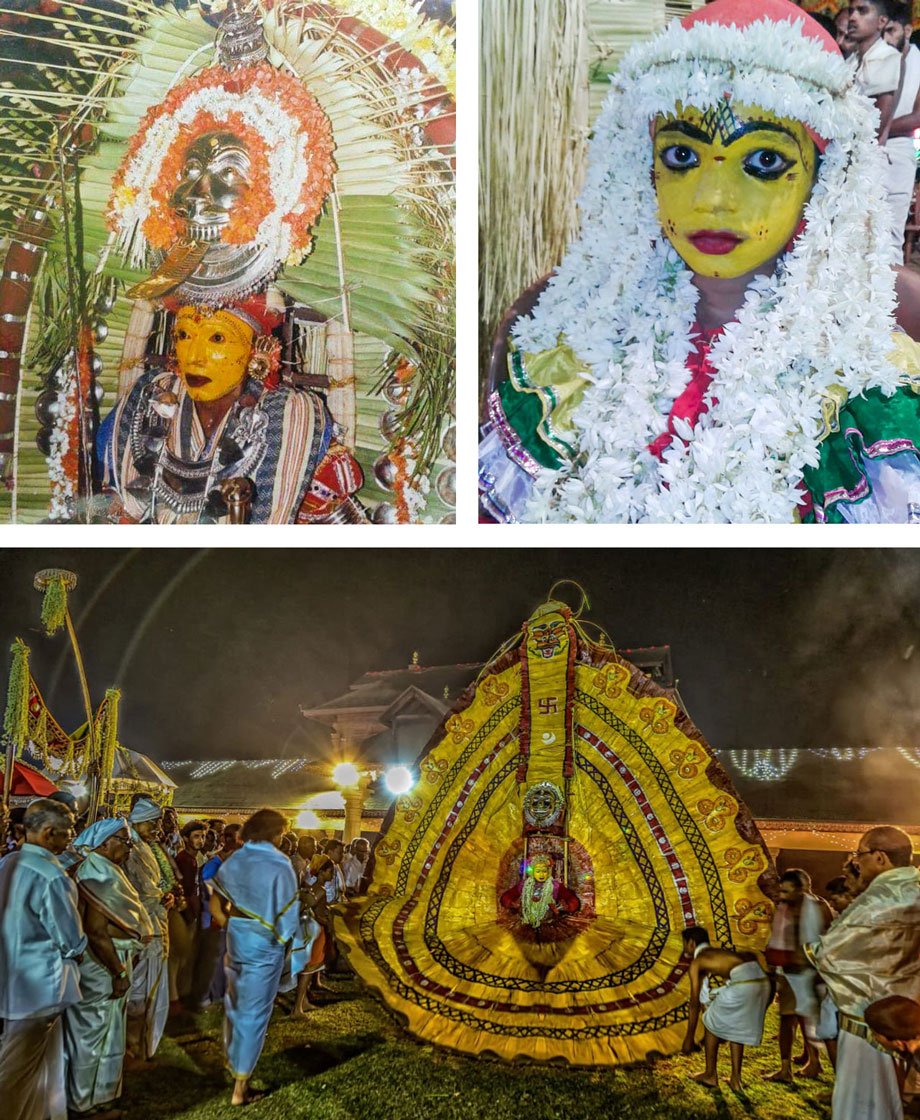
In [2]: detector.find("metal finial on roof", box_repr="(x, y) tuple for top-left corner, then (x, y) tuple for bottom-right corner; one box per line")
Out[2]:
(443, 685), (450, 699)
(216, 0), (268, 69)
(411, 651), (420, 670)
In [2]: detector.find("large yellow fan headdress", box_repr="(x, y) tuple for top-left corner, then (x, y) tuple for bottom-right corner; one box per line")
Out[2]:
(337, 591), (776, 1065)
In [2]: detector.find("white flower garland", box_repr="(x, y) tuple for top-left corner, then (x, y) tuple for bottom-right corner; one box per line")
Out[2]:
(47, 356), (77, 522)
(520, 874), (554, 928)
(514, 15), (904, 523)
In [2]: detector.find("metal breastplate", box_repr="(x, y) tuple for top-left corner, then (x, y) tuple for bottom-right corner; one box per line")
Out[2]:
(127, 376), (269, 519)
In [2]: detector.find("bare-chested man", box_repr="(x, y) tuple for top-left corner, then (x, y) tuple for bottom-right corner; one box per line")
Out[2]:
(681, 926), (774, 1092)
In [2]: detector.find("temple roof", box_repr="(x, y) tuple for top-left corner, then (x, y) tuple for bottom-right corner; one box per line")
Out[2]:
(301, 647), (675, 720)
(301, 662), (482, 718)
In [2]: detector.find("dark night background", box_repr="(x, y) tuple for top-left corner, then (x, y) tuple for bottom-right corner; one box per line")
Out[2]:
(0, 548), (917, 763)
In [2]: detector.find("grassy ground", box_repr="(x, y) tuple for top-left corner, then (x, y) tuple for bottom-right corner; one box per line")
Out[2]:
(123, 979), (834, 1120)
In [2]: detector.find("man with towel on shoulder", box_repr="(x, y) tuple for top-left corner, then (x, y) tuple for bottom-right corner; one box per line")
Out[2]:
(123, 797), (172, 1066)
(681, 925), (774, 1092)
(65, 817), (153, 1120)
(210, 808), (317, 1107)
(0, 797), (85, 1120)
(805, 825), (920, 1120)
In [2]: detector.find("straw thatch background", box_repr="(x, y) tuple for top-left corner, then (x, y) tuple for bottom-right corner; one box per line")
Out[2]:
(478, 0), (708, 389)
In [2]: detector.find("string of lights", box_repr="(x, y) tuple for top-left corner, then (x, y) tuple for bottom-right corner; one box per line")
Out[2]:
(161, 749), (914, 787)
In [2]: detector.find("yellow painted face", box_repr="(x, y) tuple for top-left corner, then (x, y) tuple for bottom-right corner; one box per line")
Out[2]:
(532, 859), (552, 884)
(174, 306), (254, 403)
(653, 101), (817, 279)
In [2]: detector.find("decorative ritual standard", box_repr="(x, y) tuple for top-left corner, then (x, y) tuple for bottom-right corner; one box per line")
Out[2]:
(337, 589), (776, 1064)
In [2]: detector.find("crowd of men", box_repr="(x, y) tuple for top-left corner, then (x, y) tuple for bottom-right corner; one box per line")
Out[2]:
(0, 791), (917, 1120)
(681, 824), (920, 1120)
(0, 795), (371, 1118)
(806, 1), (920, 256)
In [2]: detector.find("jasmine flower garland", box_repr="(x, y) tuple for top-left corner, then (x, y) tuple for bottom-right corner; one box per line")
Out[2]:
(514, 15), (907, 523)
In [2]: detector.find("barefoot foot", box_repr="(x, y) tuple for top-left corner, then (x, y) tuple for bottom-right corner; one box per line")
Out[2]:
(231, 1089), (267, 1107)
(766, 1070), (794, 1084)
(691, 1073), (719, 1087)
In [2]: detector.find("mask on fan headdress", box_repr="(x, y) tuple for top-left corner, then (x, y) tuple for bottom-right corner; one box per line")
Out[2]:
(106, 3), (335, 304)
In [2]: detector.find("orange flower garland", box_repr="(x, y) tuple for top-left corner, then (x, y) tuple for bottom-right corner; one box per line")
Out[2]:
(142, 111), (273, 250)
(391, 443), (411, 524)
(107, 63), (336, 262)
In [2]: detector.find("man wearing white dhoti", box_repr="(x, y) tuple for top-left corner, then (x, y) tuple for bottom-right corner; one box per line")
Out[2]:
(766, 868), (833, 1082)
(212, 809), (317, 1106)
(0, 798), (85, 1120)
(681, 926), (773, 1092)
(64, 818), (154, 1119)
(805, 825), (920, 1120)
(123, 797), (172, 1065)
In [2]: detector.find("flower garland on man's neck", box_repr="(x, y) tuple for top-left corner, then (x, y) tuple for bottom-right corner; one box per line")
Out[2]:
(514, 16), (907, 523)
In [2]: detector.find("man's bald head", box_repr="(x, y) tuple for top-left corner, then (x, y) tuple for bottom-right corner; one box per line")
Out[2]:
(866, 996), (920, 1040)
(854, 826), (915, 889)
(866, 996), (920, 1054)
(861, 826), (914, 868)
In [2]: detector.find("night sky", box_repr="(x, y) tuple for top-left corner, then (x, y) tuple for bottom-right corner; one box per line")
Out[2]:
(0, 548), (918, 762)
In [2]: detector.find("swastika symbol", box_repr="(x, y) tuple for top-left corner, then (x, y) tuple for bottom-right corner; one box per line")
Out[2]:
(538, 696), (559, 716)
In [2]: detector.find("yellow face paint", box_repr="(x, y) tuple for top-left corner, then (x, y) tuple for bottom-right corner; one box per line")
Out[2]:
(173, 306), (254, 403)
(653, 101), (817, 279)
(532, 860), (551, 883)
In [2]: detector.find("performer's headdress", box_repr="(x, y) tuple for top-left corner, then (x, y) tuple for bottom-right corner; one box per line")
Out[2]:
(516, 0), (906, 524)
(106, 1), (335, 304)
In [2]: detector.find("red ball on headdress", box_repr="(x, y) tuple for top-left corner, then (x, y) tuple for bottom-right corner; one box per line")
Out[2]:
(682, 0), (839, 56)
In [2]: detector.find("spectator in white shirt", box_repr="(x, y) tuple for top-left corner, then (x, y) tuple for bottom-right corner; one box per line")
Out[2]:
(342, 838), (370, 896)
(851, 0), (902, 138)
(883, 2), (920, 254)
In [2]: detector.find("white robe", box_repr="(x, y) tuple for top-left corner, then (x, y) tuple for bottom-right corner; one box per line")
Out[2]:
(0, 844), (85, 1020)
(213, 843), (316, 1079)
(701, 960), (772, 1047)
(124, 836), (169, 1059)
(833, 1030), (902, 1120)
(0, 844), (86, 1120)
(806, 866), (920, 1120)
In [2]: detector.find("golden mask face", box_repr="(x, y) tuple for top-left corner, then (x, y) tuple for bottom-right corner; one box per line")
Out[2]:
(532, 859), (552, 884)
(653, 101), (817, 279)
(174, 306), (254, 403)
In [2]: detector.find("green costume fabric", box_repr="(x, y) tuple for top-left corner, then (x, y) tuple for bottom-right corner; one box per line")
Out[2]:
(494, 333), (920, 523)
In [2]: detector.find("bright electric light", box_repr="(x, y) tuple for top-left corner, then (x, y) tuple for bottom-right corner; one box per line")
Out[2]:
(332, 762), (360, 787)
(384, 765), (414, 796)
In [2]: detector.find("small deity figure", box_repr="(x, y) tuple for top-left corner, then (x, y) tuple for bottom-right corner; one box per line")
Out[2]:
(500, 853), (580, 930)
